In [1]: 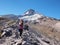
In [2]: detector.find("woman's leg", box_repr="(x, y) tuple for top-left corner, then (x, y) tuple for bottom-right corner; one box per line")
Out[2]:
(20, 29), (23, 36)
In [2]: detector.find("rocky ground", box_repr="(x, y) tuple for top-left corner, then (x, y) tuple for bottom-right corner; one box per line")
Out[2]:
(0, 17), (60, 45)
(0, 26), (60, 45)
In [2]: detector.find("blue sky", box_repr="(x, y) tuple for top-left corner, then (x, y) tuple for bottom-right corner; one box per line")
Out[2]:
(0, 0), (60, 19)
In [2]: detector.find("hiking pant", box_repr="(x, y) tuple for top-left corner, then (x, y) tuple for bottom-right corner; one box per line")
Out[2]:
(19, 29), (23, 36)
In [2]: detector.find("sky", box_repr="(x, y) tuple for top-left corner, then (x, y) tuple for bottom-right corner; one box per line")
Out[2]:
(0, 0), (60, 19)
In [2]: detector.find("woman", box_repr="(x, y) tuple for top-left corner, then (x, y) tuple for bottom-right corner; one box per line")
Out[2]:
(19, 19), (23, 36)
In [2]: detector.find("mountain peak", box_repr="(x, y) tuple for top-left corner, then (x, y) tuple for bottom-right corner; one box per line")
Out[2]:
(24, 9), (36, 15)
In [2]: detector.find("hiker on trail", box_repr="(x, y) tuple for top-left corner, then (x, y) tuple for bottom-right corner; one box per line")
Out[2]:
(19, 19), (23, 37)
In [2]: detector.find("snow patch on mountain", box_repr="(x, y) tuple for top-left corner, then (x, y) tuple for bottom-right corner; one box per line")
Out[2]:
(19, 14), (44, 21)
(24, 9), (35, 15)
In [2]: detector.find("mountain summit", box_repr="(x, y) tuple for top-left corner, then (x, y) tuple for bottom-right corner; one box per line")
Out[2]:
(20, 9), (44, 21)
(24, 9), (36, 15)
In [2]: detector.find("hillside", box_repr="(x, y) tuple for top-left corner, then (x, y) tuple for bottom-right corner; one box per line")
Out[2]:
(0, 9), (60, 45)
(29, 17), (60, 44)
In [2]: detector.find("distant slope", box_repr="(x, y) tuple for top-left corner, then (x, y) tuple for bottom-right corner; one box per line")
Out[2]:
(2, 14), (18, 20)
